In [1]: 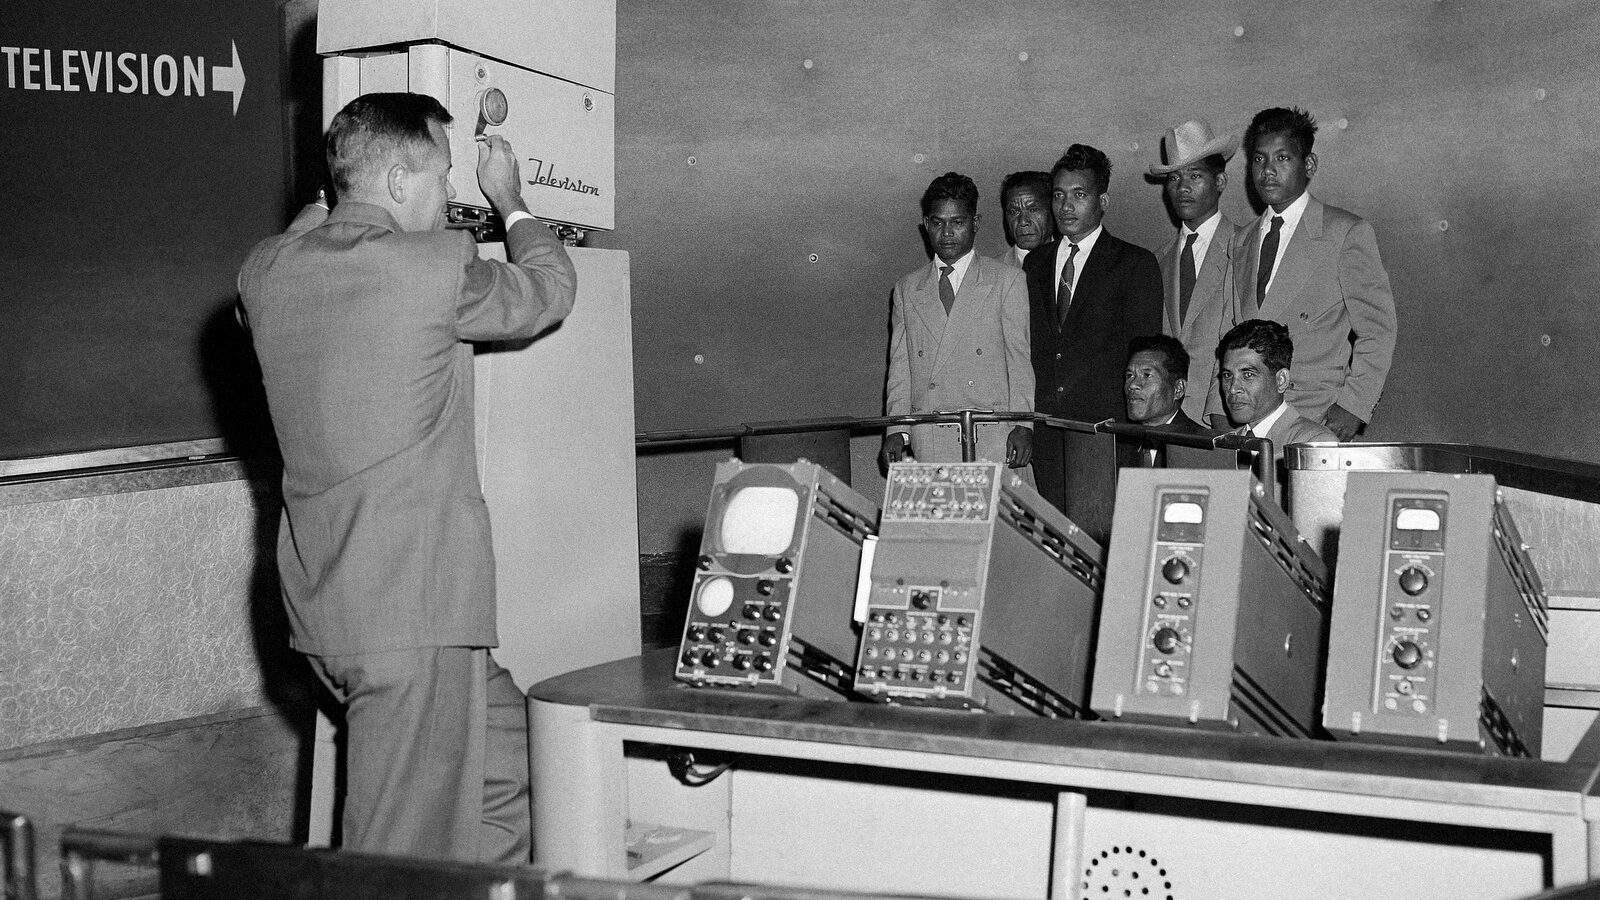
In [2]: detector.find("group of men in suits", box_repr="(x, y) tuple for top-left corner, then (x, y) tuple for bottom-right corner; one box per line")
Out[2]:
(882, 105), (1396, 514)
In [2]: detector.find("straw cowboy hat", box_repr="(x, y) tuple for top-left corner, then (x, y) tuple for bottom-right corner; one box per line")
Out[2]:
(1148, 119), (1239, 175)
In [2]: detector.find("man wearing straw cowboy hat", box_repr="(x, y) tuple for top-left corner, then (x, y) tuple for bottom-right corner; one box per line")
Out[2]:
(1149, 118), (1243, 428)
(1228, 106), (1397, 441)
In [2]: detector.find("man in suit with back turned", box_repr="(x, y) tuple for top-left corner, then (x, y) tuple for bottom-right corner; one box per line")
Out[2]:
(883, 171), (1033, 471)
(1148, 118), (1242, 428)
(1025, 143), (1163, 510)
(238, 92), (577, 862)
(1230, 106), (1397, 440)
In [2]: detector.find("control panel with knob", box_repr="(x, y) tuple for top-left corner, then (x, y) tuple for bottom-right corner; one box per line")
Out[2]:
(1132, 490), (1208, 699)
(856, 461), (1106, 716)
(1323, 474), (1548, 757)
(675, 460), (879, 696)
(1371, 494), (1446, 718)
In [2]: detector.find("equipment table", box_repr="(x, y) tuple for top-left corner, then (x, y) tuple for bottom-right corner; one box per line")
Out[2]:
(530, 650), (1600, 900)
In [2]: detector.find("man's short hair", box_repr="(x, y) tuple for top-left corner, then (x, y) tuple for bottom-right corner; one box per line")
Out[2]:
(1245, 107), (1318, 158)
(1000, 170), (1051, 204)
(1050, 144), (1112, 196)
(1218, 319), (1293, 373)
(921, 172), (980, 217)
(1126, 334), (1190, 381)
(326, 92), (454, 197)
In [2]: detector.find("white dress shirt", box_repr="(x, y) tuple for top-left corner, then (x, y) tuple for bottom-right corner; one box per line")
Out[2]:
(934, 247), (978, 295)
(1053, 224), (1103, 298)
(1181, 210), (1223, 273)
(1248, 399), (1291, 437)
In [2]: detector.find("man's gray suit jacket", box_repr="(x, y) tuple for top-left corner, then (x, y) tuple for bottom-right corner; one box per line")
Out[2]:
(238, 202), (577, 657)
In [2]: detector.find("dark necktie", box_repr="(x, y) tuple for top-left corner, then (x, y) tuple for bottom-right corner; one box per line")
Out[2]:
(1056, 242), (1080, 325)
(1256, 215), (1284, 306)
(1178, 232), (1198, 323)
(938, 264), (955, 314)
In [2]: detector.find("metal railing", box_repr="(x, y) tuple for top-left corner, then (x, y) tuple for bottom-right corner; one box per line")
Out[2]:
(636, 410), (1277, 497)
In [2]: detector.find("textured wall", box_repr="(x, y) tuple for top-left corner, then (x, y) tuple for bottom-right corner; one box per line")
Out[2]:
(0, 475), (304, 750)
(602, 1), (1600, 551)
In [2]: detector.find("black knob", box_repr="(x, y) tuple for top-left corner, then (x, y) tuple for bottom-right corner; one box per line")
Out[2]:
(742, 604), (762, 620)
(757, 580), (775, 596)
(700, 651), (719, 668)
(681, 650), (699, 666)
(1398, 567), (1429, 596)
(758, 630), (778, 647)
(775, 557), (795, 574)
(1152, 627), (1182, 655)
(911, 591), (934, 610)
(756, 655), (774, 672)
(707, 628), (725, 642)
(763, 606), (783, 621)
(1161, 556), (1190, 584)
(732, 655), (751, 671)
(1392, 640), (1423, 669)
(688, 626), (706, 641)
(697, 555), (714, 571)
(737, 630), (756, 645)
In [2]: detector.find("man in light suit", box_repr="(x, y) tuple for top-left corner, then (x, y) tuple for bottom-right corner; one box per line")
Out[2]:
(1230, 106), (1397, 440)
(997, 170), (1054, 270)
(1148, 119), (1242, 427)
(883, 172), (1033, 470)
(1025, 144), (1164, 509)
(1218, 319), (1336, 457)
(239, 93), (577, 862)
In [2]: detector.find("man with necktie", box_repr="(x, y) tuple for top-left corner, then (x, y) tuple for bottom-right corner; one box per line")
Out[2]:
(883, 172), (1033, 471)
(1024, 144), (1163, 510)
(1218, 318), (1336, 457)
(1148, 118), (1243, 428)
(1228, 107), (1397, 441)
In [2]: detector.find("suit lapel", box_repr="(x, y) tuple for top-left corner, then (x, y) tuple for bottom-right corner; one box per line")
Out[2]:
(1260, 199), (1322, 319)
(933, 259), (985, 374)
(1236, 216), (1264, 316)
(1066, 234), (1117, 329)
(908, 262), (949, 351)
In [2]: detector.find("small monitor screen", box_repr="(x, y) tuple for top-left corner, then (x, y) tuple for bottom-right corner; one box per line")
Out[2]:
(720, 486), (800, 555)
(1395, 508), (1442, 532)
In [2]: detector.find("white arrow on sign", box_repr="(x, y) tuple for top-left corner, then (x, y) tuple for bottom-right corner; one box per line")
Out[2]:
(210, 40), (245, 116)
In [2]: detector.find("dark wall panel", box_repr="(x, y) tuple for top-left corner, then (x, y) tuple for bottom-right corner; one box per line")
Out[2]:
(599, 0), (1600, 464)
(0, 0), (291, 459)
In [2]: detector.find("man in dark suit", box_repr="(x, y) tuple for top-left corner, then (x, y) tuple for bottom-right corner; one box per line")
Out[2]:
(1148, 119), (1242, 427)
(997, 170), (1054, 270)
(238, 93), (577, 862)
(1025, 144), (1164, 509)
(1120, 334), (1210, 469)
(1123, 334), (1207, 433)
(1218, 319), (1337, 457)
(1230, 107), (1397, 440)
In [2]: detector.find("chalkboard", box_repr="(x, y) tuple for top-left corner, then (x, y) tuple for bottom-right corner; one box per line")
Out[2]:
(1, 0), (293, 460)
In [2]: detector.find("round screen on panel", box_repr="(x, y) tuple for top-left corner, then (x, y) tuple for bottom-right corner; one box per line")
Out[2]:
(697, 576), (735, 617)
